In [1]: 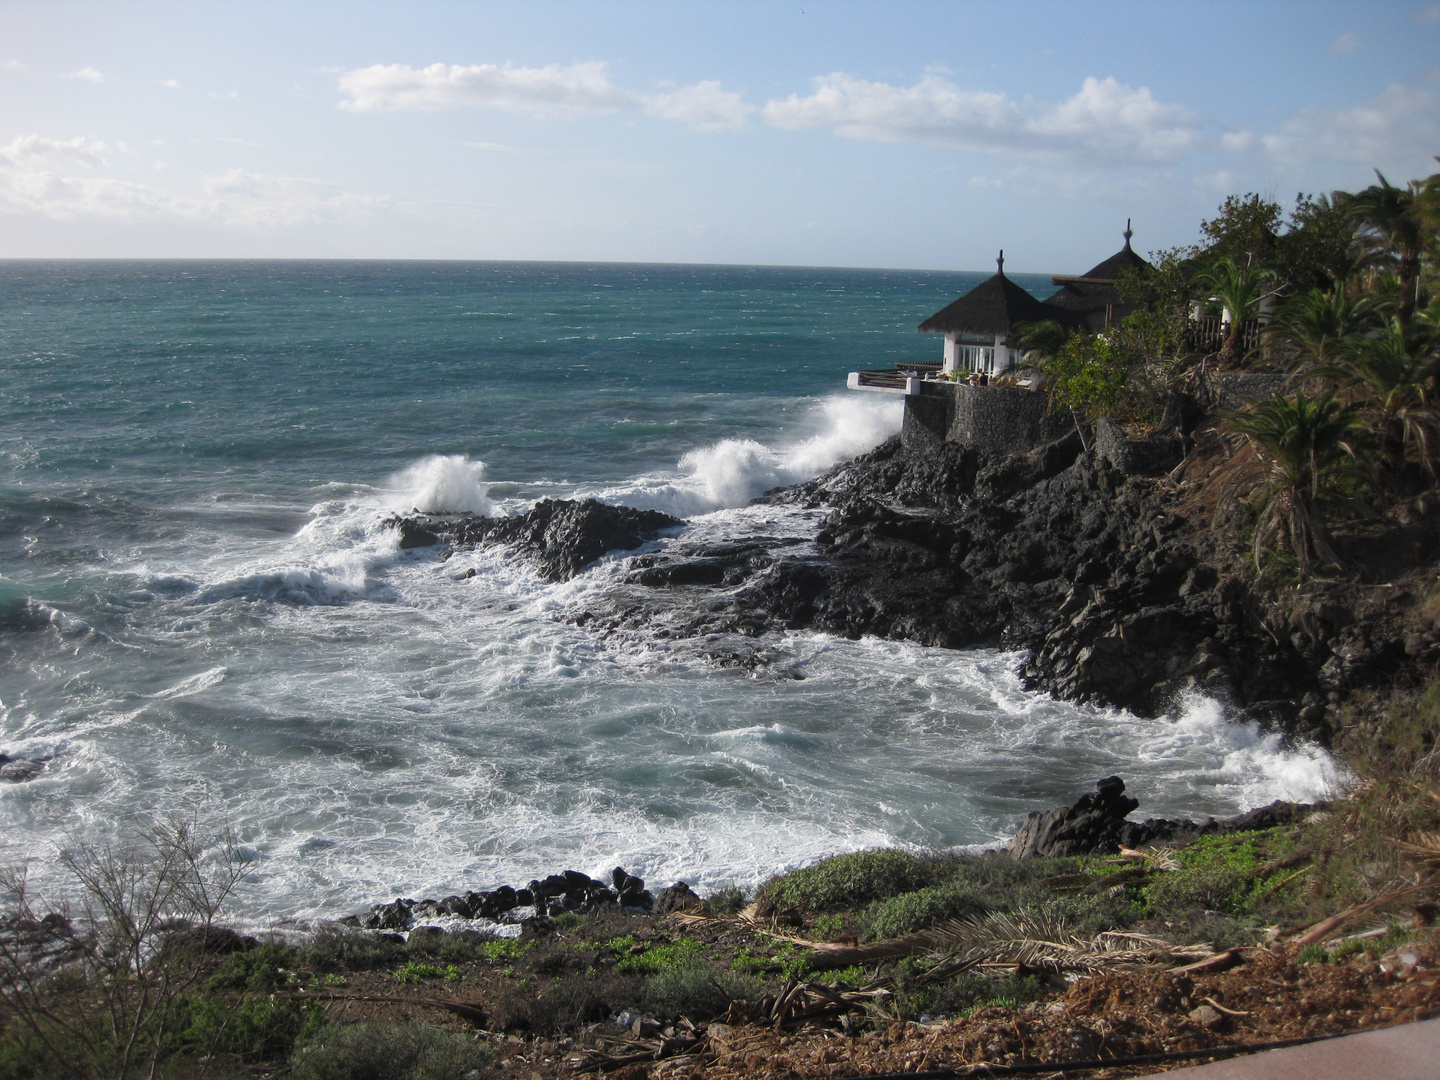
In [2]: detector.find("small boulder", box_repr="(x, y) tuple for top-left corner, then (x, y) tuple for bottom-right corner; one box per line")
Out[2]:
(1007, 776), (1140, 860)
(653, 882), (702, 914)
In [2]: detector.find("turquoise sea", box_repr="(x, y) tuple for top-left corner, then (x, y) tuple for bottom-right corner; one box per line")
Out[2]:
(0, 260), (1335, 926)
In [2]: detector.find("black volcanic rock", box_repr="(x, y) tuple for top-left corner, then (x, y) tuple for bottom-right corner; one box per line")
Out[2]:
(1007, 776), (1139, 859)
(1005, 778), (1328, 859)
(389, 499), (683, 582)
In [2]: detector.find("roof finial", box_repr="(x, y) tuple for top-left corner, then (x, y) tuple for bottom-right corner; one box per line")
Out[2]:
(1123, 219), (1133, 249)
(997, 249), (1005, 275)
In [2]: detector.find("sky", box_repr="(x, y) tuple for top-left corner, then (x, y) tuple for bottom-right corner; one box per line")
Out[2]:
(1, 1), (1438, 272)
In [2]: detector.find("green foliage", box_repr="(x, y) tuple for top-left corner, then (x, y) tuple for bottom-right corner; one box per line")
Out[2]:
(303, 927), (407, 972)
(394, 961), (462, 985)
(1229, 390), (1361, 575)
(204, 942), (296, 992)
(705, 885), (748, 914)
(1296, 943), (1328, 965)
(613, 938), (705, 974)
(864, 884), (988, 941)
(893, 971), (1046, 1021)
(289, 1022), (494, 1080)
(1043, 332), (1128, 418)
(176, 993), (325, 1062)
(640, 962), (759, 1020)
(476, 937), (530, 963)
(761, 849), (935, 913)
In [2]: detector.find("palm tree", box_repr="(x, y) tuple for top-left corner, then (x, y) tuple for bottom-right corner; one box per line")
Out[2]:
(1266, 286), (1377, 372)
(1343, 171), (1430, 325)
(1229, 391), (1360, 576)
(1192, 256), (1279, 367)
(1333, 316), (1440, 482)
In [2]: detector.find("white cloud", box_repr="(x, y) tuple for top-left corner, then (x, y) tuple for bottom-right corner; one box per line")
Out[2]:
(219, 137), (262, 147)
(464, 141), (517, 152)
(336, 61), (749, 131)
(1260, 80), (1439, 168)
(643, 80), (752, 130)
(1328, 31), (1362, 54)
(5, 60), (24, 70)
(338, 61), (636, 115)
(761, 73), (1201, 164)
(0, 133), (390, 226)
(1418, 4), (1440, 23)
(162, 78), (178, 89)
(66, 67), (103, 83)
(1, 134), (106, 169)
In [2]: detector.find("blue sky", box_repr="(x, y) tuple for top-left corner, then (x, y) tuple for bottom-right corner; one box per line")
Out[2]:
(2, 1), (1437, 271)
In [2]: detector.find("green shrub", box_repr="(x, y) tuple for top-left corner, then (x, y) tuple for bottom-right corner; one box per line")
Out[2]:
(302, 928), (406, 973)
(489, 971), (641, 1034)
(289, 1022), (493, 1080)
(761, 850), (935, 913)
(177, 993), (325, 1062)
(204, 942), (297, 992)
(864, 885), (989, 940)
(705, 886), (748, 914)
(640, 961), (759, 1020)
(1143, 863), (1247, 914)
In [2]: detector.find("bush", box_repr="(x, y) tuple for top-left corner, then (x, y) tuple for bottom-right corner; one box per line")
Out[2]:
(864, 885), (989, 940)
(289, 1022), (493, 1080)
(302, 928), (406, 972)
(640, 961), (758, 1021)
(705, 886), (748, 914)
(204, 942), (297, 992)
(761, 850), (935, 913)
(177, 993), (325, 1062)
(489, 971), (641, 1034)
(1143, 863), (1247, 915)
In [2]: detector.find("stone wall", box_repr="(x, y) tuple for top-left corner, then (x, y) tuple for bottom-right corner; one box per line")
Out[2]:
(902, 380), (1070, 454)
(1200, 371), (1289, 412)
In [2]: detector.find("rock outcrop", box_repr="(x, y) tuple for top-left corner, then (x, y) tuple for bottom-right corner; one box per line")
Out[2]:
(1005, 776), (1326, 860)
(388, 499), (683, 582)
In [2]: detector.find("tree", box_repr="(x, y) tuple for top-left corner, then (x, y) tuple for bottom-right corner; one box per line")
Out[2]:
(1343, 171), (1431, 325)
(1267, 286), (1378, 372)
(1229, 391), (1360, 577)
(1041, 332), (1128, 420)
(1332, 316), (1440, 483)
(1192, 256), (1279, 367)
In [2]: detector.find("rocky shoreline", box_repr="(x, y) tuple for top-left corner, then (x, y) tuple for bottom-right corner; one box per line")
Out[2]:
(388, 420), (1440, 738)
(338, 777), (1324, 936)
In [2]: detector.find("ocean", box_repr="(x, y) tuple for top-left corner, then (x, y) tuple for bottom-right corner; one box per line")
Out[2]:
(0, 260), (1336, 927)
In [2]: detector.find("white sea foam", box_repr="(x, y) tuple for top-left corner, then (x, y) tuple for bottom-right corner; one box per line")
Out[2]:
(388, 455), (494, 515)
(595, 394), (901, 515)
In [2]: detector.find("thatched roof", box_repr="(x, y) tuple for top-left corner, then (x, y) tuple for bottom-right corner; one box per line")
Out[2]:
(1051, 222), (1151, 286)
(918, 252), (1049, 336)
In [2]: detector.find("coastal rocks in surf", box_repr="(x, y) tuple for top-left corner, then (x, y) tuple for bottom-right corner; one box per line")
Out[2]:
(388, 499), (683, 583)
(344, 867), (655, 932)
(1006, 776), (1327, 860)
(0, 752), (48, 783)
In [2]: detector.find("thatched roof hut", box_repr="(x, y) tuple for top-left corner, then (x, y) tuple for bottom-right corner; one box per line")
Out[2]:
(1041, 222), (1151, 331)
(917, 251), (1049, 337)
